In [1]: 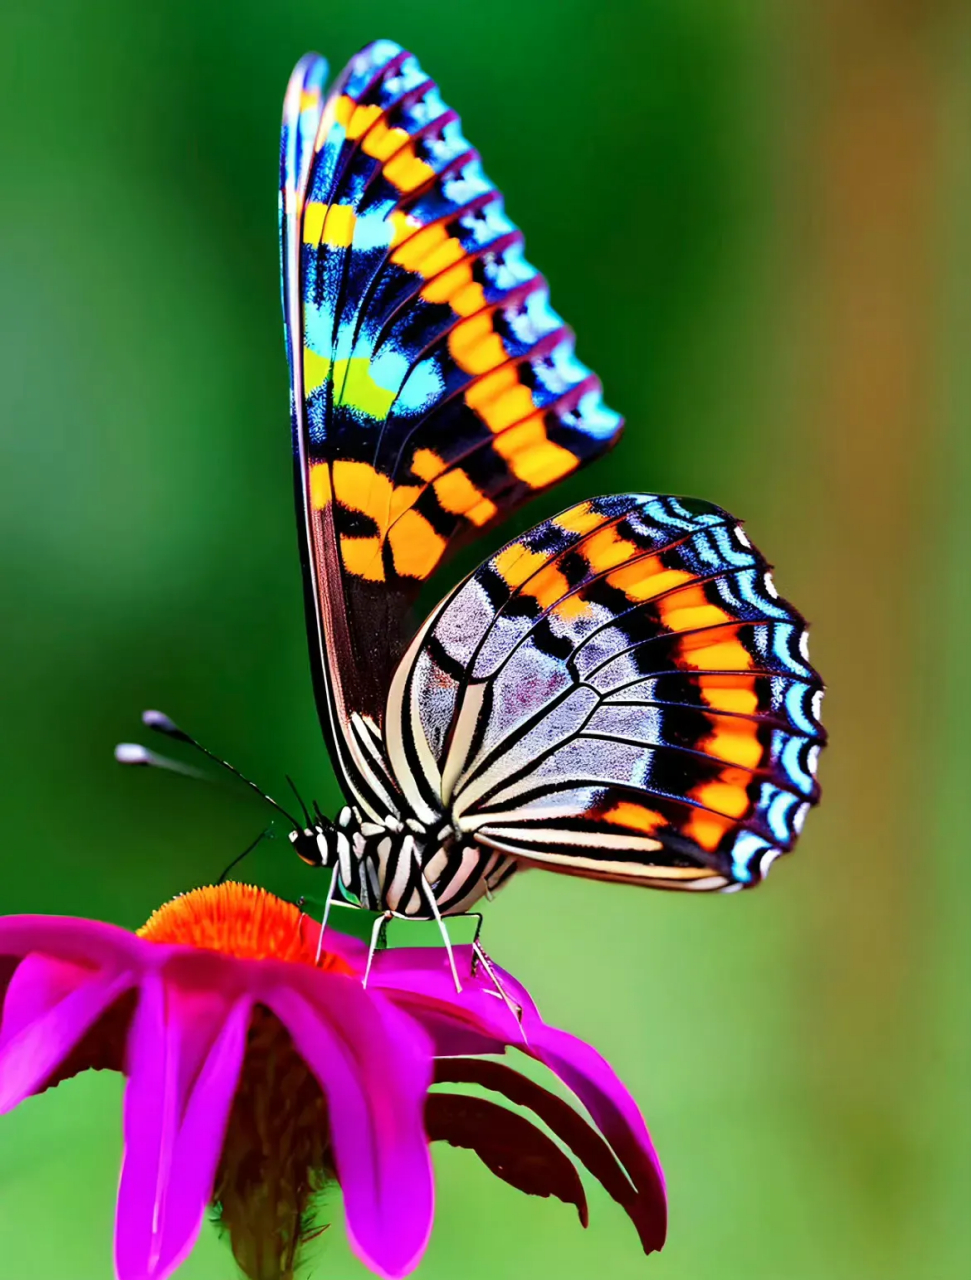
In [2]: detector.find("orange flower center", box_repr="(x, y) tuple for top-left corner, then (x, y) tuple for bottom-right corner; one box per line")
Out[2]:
(138, 883), (353, 974)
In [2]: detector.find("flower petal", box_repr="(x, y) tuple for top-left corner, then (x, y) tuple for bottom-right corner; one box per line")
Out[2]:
(426, 1091), (588, 1224)
(0, 954), (135, 1113)
(434, 1058), (636, 1221)
(265, 975), (434, 1279)
(497, 975), (668, 1254)
(0, 915), (149, 969)
(371, 946), (667, 1253)
(115, 969), (251, 1280)
(366, 945), (522, 1054)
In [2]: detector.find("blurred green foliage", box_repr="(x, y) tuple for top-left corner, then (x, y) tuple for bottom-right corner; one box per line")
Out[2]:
(0, 2), (968, 1278)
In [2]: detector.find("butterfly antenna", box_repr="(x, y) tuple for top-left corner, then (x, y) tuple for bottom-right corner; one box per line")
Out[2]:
(286, 774), (313, 828)
(218, 828), (272, 884)
(118, 709), (301, 829)
(114, 742), (210, 780)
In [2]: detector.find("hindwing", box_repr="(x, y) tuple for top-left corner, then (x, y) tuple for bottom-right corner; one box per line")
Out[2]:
(386, 495), (825, 889)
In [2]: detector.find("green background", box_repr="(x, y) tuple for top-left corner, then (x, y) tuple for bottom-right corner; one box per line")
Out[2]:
(1, 1), (968, 1277)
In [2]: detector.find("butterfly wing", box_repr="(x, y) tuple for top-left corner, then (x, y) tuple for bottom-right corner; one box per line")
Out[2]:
(386, 495), (825, 889)
(280, 42), (623, 816)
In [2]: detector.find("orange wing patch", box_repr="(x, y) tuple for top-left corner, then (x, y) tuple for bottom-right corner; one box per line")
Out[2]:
(696, 674), (760, 717)
(608, 555), (696, 602)
(492, 413), (578, 487)
(448, 312), (507, 375)
(421, 261), (486, 315)
(465, 364), (535, 434)
(601, 801), (665, 835)
(554, 504), (604, 537)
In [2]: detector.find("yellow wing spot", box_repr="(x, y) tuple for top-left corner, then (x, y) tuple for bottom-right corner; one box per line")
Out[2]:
(663, 602), (734, 632)
(332, 358), (396, 419)
(493, 415), (578, 487)
(299, 88), (321, 114)
(346, 101), (383, 140)
(303, 347), (332, 396)
(421, 259), (468, 302)
(550, 592), (590, 622)
(450, 279), (487, 317)
(555, 505), (603, 536)
(601, 801), (665, 835)
(448, 312), (507, 375)
(309, 463), (332, 511)
(388, 509), (447, 578)
(360, 118), (411, 163)
(334, 95), (354, 129)
(305, 347), (400, 416)
(302, 203), (357, 248)
(323, 204), (356, 248)
(433, 469), (498, 526)
(302, 203), (326, 244)
(465, 363), (517, 406)
(383, 142), (435, 192)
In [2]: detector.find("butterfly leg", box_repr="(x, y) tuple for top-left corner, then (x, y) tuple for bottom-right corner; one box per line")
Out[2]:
(362, 910), (394, 989)
(471, 942), (526, 1039)
(315, 863), (341, 965)
(414, 847), (462, 994)
(464, 912), (484, 973)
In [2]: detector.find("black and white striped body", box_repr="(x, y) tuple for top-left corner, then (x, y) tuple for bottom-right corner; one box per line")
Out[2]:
(289, 806), (517, 920)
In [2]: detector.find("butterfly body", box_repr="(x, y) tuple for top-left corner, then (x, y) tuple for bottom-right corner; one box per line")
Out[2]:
(280, 41), (826, 921)
(289, 805), (515, 919)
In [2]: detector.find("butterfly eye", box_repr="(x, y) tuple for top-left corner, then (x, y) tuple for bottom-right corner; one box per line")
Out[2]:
(288, 828), (323, 868)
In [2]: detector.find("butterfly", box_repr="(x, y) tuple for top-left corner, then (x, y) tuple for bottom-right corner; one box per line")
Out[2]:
(269, 36), (826, 951)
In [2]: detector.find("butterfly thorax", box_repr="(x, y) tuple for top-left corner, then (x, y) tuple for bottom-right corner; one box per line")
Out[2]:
(288, 806), (516, 920)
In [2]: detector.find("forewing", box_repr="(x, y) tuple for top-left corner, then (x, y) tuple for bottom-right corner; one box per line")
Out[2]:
(386, 495), (825, 889)
(280, 42), (623, 812)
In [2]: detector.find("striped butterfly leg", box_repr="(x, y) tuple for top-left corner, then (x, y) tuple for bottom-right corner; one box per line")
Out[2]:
(355, 829), (464, 991)
(360, 902), (462, 995)
(411, 834), (463, 992)
(434, 906), (520, 1011)
(362, 910), (395, 989)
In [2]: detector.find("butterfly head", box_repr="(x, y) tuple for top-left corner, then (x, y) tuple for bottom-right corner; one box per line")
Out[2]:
(287, 804), (359, 870)
(288, 824), (327, 867)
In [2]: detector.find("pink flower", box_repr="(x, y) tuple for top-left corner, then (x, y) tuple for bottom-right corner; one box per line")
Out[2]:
(0, 884), (665, 1279)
